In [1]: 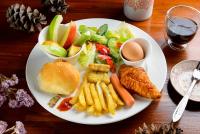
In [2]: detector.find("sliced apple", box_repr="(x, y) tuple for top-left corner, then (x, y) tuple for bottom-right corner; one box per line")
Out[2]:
(59, 26), (70, 46)
(48, 15), (63, 42)
(41, 41), (67, 57)
(60, 21), (77, 49)
(68, 45), (81, 57)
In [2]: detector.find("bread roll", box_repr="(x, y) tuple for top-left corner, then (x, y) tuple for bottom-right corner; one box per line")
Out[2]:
(38, 60), (80, 95)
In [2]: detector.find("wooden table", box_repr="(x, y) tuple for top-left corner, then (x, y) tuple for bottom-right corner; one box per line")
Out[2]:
(1, 0), (200, 133)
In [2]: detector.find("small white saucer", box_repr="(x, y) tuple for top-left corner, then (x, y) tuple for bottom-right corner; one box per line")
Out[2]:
(170, 60), (200, 102)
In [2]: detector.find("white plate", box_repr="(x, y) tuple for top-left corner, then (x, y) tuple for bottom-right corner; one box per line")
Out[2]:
(26, 18), (167, 125)
(170, 60), (200, 102)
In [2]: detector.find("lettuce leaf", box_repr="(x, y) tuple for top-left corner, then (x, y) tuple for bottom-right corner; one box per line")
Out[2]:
(79, 25), (96, 34)
(78, 43), (96, 67)
(115, 22), (134, 43)
(105, 30), (120, 39)
(107, 38), (121, 63)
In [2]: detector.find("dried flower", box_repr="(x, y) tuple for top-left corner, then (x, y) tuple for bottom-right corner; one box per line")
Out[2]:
(8, 99), (19, 108)
(0, 74), (34, 109)
(0, 74), (18, 93)
(3, 121), (27, 134)
(16, 89), (34, 107)
(0, 74), (19, 90)
(0, 81), (9, 91)
(0, 94), (7, 107)
(7, 74), (19, 87)
(8, 89), (34, 108)
(14, 121), (27, 134)
(0, 121), (8, 134)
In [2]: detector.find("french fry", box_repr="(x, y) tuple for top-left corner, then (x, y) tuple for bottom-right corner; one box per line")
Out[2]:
(79, 81), (86, 107)
(86, 105), (102, 116)
(74, 102), (86, 112)
(101, 73), (110, 84)
(93, 111), (102, 116)
(108, 84), (124, 106)
(89, 63), (110, 72)
(100, 82), (116, 115)
(71, 68), (128, 116)
(87, 72), (110, 84)
(84, 82), (93, 105)
(87, 105), (95, 115)
(89, 83), (102, 112)
(96, 82), (107, 111)
(71, 75), (87, 105)
(70, 89), (81, 105)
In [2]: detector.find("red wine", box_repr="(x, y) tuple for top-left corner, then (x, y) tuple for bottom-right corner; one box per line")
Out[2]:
(167, 17), (198, 44)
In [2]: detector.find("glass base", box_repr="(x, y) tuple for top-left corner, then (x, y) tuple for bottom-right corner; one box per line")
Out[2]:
(167, 39), (188, 51)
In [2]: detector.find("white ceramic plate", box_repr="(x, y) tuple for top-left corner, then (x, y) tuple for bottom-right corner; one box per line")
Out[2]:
(170, 60), (200, 102)
(26, 18), (167, 125)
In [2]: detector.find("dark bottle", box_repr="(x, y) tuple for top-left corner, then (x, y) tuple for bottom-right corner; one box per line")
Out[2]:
(167, 17), (198, 45)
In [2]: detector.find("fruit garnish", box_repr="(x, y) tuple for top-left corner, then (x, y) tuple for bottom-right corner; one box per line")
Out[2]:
(48, 15), (63, 42)
(60, 21), (77, 49)
(41, 41), (67, 57)
(68, 45), (81, 57)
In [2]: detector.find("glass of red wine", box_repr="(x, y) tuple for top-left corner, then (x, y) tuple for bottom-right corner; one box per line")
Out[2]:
(165, 5), (200, 51)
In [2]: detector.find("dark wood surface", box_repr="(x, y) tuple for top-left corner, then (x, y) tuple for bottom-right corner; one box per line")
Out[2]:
(1, 0), (200, 133)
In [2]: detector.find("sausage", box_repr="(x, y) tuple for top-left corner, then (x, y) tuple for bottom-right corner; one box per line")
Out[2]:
(110, 73), (134, 107)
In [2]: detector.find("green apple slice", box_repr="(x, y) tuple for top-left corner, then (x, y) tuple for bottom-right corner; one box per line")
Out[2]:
(48, 15), (63, 42)
(41, 41), (67, 57)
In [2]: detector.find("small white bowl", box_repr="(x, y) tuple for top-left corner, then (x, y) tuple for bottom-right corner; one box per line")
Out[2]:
(38, 24), (83, 64)
(119, 38), (152, 68)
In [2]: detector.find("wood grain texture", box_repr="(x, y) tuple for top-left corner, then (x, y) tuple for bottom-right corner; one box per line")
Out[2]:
(0, 0), (200, 133)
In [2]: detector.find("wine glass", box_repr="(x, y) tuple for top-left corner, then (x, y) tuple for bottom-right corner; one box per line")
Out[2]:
(165, 5), (200, 51)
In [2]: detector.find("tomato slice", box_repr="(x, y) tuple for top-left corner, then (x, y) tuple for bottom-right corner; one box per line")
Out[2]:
(98, 54), (111, 60)
(97, 54), (116, 72)
(106, 58), (116, 73)
(96, 44), (110, 55)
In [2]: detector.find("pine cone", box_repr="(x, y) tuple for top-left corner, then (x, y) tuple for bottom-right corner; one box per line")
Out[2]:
(42, 0), (69, 14)
(6, 3), (47, 32)
(135, 123), (183, 134)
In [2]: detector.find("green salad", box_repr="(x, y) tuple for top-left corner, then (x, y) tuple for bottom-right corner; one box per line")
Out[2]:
(41, 15), (135, 72)
(76, 22), (135, 71)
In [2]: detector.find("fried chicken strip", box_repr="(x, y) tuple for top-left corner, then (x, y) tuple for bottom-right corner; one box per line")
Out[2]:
(119, 64), (161, 99)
